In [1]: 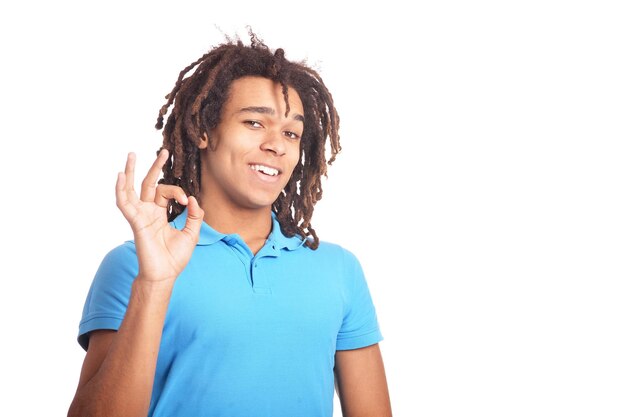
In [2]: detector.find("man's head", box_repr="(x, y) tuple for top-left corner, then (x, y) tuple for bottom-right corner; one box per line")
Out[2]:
(197, 76), (304, 220)
(156, 31), (340, 249)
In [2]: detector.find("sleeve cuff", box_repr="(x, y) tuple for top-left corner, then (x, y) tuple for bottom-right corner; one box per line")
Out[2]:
(77, 315), (124, 350)
(336, 328), (384, 351)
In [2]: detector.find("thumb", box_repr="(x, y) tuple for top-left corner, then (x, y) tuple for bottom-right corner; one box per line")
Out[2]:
(182, 196), (204, 241)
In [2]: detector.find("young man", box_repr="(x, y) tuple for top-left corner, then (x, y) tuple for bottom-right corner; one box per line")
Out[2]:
(68, 33), (391, 417)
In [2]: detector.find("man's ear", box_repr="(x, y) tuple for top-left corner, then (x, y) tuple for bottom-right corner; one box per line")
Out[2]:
(199, 132), (209, 149)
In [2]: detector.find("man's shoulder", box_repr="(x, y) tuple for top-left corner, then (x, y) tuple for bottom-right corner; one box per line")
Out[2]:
(301, 240), (360, 264)
(96, 240), (138, 271)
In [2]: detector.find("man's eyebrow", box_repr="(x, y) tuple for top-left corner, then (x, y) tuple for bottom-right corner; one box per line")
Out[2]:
(238, 106), (304, 122)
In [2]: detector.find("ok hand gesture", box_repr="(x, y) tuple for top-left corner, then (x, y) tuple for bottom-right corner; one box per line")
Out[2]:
(115, 150), (204, 283)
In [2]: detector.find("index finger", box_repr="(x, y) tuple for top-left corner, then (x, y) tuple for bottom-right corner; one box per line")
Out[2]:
(140, 148), (169, 201)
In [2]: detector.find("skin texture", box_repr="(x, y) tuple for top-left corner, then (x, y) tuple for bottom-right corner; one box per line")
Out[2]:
(68, 76), (391, 417)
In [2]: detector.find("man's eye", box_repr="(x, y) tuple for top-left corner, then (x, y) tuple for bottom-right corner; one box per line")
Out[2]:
(245, 120), (263, 128)
(284, 131), (301, 140)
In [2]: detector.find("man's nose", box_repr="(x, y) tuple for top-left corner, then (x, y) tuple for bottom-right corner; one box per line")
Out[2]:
(260, 130), (286, 156)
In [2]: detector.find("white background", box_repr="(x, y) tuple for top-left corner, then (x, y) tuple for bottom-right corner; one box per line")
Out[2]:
(1, 1), (625, 416)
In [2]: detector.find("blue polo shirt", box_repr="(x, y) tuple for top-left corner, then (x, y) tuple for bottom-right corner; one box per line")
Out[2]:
(78, 210), (382, 417)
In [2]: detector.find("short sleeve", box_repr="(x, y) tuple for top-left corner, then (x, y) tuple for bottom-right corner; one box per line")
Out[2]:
(336, 249), (383, 351)
(77, 242), (138, 350)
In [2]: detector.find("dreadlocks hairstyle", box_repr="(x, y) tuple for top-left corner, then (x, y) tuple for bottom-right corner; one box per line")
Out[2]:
(155, 31), (340, 250)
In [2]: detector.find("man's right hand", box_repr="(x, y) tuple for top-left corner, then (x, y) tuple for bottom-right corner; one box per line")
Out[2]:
(115, 149), (204, 283)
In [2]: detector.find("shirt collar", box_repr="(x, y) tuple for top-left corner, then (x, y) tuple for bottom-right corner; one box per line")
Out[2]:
(268, 211), (308, 251)
(171, 209), (307, 250)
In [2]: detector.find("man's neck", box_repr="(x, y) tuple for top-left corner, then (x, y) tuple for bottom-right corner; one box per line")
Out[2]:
(201, 203), (273, 255)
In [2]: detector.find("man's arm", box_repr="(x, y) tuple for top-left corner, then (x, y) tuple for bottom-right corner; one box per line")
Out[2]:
(68, 150), (203, 417)
(334, 343), (392, 417)
(67, 280), (174, 417)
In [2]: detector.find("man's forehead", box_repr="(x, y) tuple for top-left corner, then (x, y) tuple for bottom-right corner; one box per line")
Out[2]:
(225, 77), (304, 117)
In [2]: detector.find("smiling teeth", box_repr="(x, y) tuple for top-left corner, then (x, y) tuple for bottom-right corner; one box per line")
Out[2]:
(250, 164), (279, 176)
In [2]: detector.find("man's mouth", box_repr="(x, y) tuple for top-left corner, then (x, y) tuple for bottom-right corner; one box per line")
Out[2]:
(249, 164), (280, 176)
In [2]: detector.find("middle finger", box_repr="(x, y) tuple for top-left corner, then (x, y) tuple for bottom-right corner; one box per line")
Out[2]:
(140, 148), (169, 201)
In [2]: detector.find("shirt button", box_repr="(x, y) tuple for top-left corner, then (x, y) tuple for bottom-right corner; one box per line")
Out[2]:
(254, 263), (258, 268)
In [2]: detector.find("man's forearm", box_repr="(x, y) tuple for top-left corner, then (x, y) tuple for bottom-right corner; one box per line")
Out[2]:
(68, 278), (174, 417)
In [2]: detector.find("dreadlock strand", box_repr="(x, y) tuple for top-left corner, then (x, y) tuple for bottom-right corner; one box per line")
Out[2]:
(155, 53), (211, 130)
(190, 49), (239, 118)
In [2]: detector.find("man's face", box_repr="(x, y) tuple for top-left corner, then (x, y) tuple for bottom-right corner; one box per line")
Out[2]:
(199, 76), (304, 212)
